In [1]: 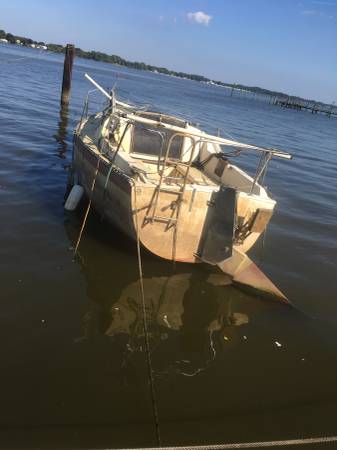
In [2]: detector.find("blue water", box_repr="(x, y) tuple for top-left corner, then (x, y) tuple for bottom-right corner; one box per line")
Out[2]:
(0, 44), (337, 448)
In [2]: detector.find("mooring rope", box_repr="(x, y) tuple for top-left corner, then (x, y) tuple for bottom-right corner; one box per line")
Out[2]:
(73, 156), (101, 255)
(85, 434), (337, 449)
(132, 181), (161, 447)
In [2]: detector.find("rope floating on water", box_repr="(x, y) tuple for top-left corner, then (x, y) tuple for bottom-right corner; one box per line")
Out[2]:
(84, 434), (337, 449)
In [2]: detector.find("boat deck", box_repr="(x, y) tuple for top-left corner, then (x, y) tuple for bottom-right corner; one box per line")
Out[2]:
(137, 159), (217, 187)
(81, 133), (217, 189)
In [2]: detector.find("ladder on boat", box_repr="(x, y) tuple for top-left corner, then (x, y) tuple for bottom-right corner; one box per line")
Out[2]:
(145, 136), (198, 231)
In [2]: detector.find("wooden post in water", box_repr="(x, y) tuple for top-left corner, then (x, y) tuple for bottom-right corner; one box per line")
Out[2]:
(61, 44), (75, 105)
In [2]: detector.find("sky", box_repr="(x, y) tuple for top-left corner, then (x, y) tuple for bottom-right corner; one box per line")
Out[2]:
(1, 0), (337, 103)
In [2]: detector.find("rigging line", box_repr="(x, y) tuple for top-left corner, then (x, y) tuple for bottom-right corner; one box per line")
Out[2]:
(132, 180), (161, 447)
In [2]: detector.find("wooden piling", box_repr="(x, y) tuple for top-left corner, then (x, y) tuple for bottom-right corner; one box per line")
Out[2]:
(61, 44), (75, 105)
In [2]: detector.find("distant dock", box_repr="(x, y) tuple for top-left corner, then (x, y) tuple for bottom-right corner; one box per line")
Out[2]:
(274, 97), (336, 118)
(224, 86), (336, 119)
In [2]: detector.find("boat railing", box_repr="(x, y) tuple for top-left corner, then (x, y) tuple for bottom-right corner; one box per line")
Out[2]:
(79, 89), (92, 128)
(85, 74), (292, 159)
(159, 132), (198, 173)
(83, 73), (292, 160)
(79, 87), (111, 130)
(250, 151), (273, 194)
(82, 73), (292, 193)
(122, 112), (292, 160)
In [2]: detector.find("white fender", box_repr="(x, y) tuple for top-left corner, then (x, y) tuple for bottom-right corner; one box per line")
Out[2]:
(64, 184), (84, 211)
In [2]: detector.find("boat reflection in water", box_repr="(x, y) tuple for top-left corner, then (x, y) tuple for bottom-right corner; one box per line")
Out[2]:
(79, 267), (248, 379)
(66, 213), (250, 380)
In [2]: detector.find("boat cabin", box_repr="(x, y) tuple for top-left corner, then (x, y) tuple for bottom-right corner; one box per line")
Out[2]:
(84, 109), (267, 197)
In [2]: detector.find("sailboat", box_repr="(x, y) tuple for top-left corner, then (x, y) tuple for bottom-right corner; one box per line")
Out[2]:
(68, 74), (292, 302)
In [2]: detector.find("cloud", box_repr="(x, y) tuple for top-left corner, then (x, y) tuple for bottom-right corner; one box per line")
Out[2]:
(187, 11), (212, 26)
(301, 9), (334, 17)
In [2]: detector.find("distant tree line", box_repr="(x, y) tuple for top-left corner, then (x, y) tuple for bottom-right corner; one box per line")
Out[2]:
(0, 28), (329, 106)
(50, 45), (211, 83)
(0, 29), (46, 47)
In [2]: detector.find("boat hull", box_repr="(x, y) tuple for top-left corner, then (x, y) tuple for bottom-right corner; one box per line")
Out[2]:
(73, 135), (272, 263)
(73, 131), (287, 302)
(74, 134), (136, 240)
(74, 136), (220, 262)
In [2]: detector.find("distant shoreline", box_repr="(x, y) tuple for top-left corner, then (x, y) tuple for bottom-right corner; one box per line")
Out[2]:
(0, 28), (332, 107)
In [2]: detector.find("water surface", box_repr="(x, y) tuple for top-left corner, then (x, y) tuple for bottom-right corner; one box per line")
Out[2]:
(0, 44), (337, 449)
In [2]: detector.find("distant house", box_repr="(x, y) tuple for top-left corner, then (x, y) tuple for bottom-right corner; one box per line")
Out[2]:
(30, 43), (36, 48)
(15, 39), (21, 44)
(0, 38), (8, 43)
